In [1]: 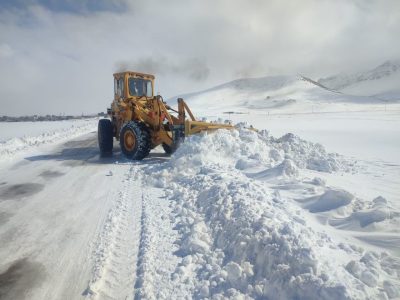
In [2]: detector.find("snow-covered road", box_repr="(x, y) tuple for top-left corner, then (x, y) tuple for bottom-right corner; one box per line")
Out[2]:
(0, 132), (170, 299)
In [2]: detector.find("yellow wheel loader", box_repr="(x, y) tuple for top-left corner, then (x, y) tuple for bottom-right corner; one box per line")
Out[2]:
(98, 71), (233, 159)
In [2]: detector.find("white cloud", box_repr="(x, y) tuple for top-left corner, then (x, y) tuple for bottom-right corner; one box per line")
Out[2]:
(0, 43), (13, 58)
(0, 0), (399, 115)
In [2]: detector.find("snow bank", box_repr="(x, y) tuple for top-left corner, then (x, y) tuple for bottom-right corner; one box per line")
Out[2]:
(345, 251), (400, 295)
(271, 133), (351, 173)
(0, 119), (97, 161)
(144, 129), (399, 299)
(329, 196), (398, 230)
(303, 189), (354, 213)
(154, 129), (351, 179)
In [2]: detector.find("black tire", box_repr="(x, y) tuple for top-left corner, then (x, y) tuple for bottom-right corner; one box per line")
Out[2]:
(162, 143), (177, 155)
(120, 121), (151, 160)
(98, 119), (113, 156)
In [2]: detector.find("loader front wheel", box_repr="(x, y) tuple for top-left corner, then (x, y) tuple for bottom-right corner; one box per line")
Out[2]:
(119, 121), (151, 160)
(98, 119), (113, 156)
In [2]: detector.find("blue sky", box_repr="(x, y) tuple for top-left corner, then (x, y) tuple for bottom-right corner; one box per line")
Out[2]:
(0, 0), (126, 14)
(0, 0), (399, 115)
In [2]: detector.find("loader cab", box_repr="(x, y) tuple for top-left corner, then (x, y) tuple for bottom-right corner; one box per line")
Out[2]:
(113, 71), (155, 101)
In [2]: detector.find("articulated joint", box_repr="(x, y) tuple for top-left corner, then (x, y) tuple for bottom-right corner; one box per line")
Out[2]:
(172, 124), (185, 145)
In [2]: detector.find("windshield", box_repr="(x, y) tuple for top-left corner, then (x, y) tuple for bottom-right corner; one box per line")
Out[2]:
(128, 78), (153, 97)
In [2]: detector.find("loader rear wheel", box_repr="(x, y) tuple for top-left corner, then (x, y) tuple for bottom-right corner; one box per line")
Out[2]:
(119, 121), (151, 160)
(98, 119), (113, 156)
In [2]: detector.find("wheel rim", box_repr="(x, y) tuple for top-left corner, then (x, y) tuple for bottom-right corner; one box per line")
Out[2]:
(123, 130), (136, 151)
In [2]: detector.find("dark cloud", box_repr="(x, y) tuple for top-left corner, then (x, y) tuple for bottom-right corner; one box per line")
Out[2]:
(234, 63), (268, 79)
(116, 56), (210, 82)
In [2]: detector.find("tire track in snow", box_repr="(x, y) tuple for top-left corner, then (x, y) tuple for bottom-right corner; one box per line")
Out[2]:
(84, 165), (142, 300)
(134, 178), (180, 300)
(133, 192), (153, 299)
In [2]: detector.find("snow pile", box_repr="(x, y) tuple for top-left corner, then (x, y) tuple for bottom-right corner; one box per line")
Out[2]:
(166, 176), (361, 299)
(155, 129), (350, 180)
(303, 189), (354, 213)
(347, 197), (391, 228)
(144, 129), (399, 299)
(270, 133), (352, 173)
(0, 119), (97, 161)
(329, 196), (399, 230)
(345, 251), (400, 297)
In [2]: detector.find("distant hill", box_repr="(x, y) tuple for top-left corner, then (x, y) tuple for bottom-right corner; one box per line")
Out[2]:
(318, 60), (400, 101)
(169, 60), (399, 114)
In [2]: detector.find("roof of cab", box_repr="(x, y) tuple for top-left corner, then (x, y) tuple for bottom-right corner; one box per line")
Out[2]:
(113, 71), (155, 79)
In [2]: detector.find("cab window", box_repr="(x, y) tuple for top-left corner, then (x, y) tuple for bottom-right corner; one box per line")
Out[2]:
(129, 78), (153, 97)
(114, 77), (124, 98)
(146, 80), (152, 97)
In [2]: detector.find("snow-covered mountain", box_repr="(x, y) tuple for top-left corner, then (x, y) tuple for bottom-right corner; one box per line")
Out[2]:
(170, 76), (371, 114)
(318, 60), (400, 100)
(169, 61), (400, 115)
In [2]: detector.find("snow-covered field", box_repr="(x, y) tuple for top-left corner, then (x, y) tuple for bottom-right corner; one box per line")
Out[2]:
(229, 111), (400, 163)
(0, 119), (97, 163)
(0, 120), (96, 142)
(0, 65), (400, 299)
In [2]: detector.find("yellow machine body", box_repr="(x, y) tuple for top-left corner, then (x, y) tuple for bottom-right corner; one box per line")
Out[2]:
(106, 71), (233, 158)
